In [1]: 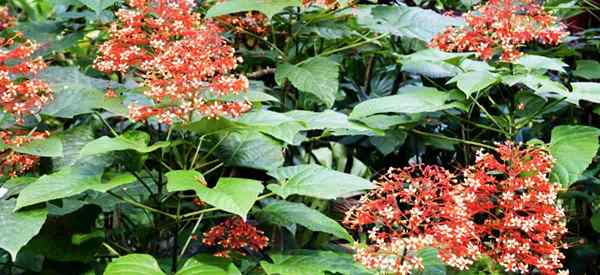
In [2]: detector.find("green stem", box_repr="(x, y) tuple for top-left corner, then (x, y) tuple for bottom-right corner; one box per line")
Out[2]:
(179, 213), (203, 258)
(107, 190), (176, 219)
(296, 34), (388, 66)
(399, 126), (495, 150)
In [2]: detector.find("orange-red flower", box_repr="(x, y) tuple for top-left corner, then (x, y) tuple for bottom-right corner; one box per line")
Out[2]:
(0, 130), (49, 177)
(94, 0), (251, 124)
(0, 7), (15, 31)
(202, 217), (269, 257)
(430, 0), (569, 61)
(0, 34), (53, 124)
(344, 143), (568, 275)
(218, 12), (269, 36)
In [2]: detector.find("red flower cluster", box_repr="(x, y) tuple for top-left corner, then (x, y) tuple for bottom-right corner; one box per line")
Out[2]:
(94, 0), (251, 124)
(218, 12), (269, 36)
(1, 35), (53, 124)
(202, 217), (269, 257)
(0, 7), (15, 31)
(344, 143), (568, 274)
(0, 130), (49, 177)
(0, 33), (53, 177)
(430, 0), (569, 61)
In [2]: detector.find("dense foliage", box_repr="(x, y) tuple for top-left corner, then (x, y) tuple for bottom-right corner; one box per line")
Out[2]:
(0, 0), (600, 274)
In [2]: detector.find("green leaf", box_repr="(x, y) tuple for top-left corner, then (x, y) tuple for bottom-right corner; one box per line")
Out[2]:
(216, 130), (284, 171)
(78, 0), (117, 13)
(260, 250), (371, 275)
(257, 200), (352, 241)
(80, 133), (170, 156)
(166, 172), (263, 219)
(0, 199), (48, 260)
(206, 0), (302, 19)
(501, 73), (569, 99)
(276, 57), (339, 108)
(592, 212), (600, 233)
(15, 168), (136, 210)
(399, 49), (470, 78)
(104, 254), (165, 275)
(350, 86), (460, 119)
(568, 82), (600, 106)
(573, 60), (600, 80)
(448, 71), (498, 96)
(176, 255), (241, 275)
(516, 55), (568, 73)
(7, 135), (63, 157)
(352, 5), (464, 42)
(418, 248), (447, 275)
(39, 67), (127, 118)
(549, 125), (600, 187)
(267, 164), (373, 199)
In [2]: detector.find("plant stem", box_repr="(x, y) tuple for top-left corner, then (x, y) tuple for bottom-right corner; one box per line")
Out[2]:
(399, 126), (495, 150)
(107, 190), (176, 219)
(296, 34), (388, 66)
(179, 213), (203, 258)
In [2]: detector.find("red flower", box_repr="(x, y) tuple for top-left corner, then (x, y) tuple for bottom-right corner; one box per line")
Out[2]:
(0, 7), (15, 31)
(344, 143), (568, 274)
(0, 34), (53, 124)
(202, 217), (269, 257)
(430, 0), (569, 61)
(0, 130), (49, 177)
(94, 0), (251, 124)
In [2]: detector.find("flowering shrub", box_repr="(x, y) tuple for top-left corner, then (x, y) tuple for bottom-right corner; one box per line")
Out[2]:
(94, 0), (251, 124)
(202, 217), (269, 257)
(344, 143), (568, 274)
(2, 0), (599, 274)
(430, 0), (569, 61)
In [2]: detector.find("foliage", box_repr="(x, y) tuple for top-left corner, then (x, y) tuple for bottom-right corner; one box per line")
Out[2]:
(0, 0), (599, 274)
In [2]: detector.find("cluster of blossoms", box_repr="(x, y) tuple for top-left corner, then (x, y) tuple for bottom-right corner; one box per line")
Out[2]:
(202, 217), (269, 257)
(430, 0), (569, 61)
(94, 0), (251, 124)
(0, 33), (53, 177)
(344, 143), (568, 274)
(0, 7), (16, 31)
(218, 12), (269, 36)
(1, 35), (52, 124)
(0, 130), (49, 177)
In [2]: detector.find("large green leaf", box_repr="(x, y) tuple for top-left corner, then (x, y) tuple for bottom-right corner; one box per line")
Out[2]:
(568, 82), (600, 106)
(573, 60), (600, 80)
(15, 168), (136, 210)
(257, 200), (352, 241)
(267, 164), (373, 199)
(166, 171), (263, 219)
(206, 0), (302, 18)
(276, 57), (340, 108)
(516, 55), (568, 73)
(216, 130), (284, 171)
(352, 5), (464, 42)
(260, 250), (371, 275)
(78, 0), (117, 13)
(398, 49), (470, 78)
(448, 71), (498, 96)
(104, 254), (165, 275)
(80, 134), (170, 156)
(6, 135), (63, 157)
(502, 73), (569, 99)
(0, 199), (47, 260)
(350, 86), (461, 119)
(39, 67), (126, 118)
(418, 248), (447, 275)
(549, 125), (600, 187)
(177, 255), (241, 275)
